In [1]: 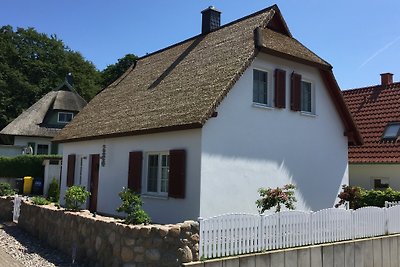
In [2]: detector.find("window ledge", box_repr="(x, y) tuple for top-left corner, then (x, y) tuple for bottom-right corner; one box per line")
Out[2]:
(141, 194), (168, 200)
(300, 111), (317, 118)
(252, 103), (274, 110)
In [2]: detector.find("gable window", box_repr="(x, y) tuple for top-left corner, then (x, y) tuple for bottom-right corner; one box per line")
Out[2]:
(301, 81), (313, 113)
(58, 112), (74, 123)
(291, 73), (315, 114)
(253, 69), (271, 106)
(382, 123), (400, 140)
(37, 144), (49, 155)
(146, 152), (169, 195)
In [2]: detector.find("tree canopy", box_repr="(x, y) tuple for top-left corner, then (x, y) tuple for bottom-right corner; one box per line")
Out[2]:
(0, 25), (101, 130)
(0, 25), (138, 132)
(101, 53), (137, 88)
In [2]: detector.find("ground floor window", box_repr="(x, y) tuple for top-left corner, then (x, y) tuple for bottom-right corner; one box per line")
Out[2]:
(146, 152), (169, 195)
(37, 144), (49, 155)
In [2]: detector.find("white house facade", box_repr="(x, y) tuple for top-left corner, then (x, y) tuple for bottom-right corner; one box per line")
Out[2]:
(200, 54), (349, 217)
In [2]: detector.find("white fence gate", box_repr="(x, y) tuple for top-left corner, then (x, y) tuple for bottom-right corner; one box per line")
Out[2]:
(199, 206), (400, 259)
(12, 195), (22, 223)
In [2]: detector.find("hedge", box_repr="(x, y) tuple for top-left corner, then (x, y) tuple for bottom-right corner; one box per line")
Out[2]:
(0, 155), (61, 178)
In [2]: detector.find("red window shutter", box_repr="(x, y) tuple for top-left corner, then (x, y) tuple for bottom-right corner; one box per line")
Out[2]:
(66, 154), (76, 187)
(274, 69), (286, 108)
(128, 151), (143, 193)
(291, 73), (302, 111)
(168, 149), (186, 199)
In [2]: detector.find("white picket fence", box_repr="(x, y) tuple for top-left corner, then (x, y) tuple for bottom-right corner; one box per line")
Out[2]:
(199, 206), (400, 259)
(385, 201), (400, 208)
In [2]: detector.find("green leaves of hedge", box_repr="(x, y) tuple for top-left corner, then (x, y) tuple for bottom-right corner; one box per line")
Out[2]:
(0, 155), (60, 178)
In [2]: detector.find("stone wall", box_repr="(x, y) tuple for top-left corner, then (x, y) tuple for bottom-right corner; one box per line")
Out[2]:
(185, 234), (400, 267)
(18, 201), (199, 267)
(0, 196), (14, 221)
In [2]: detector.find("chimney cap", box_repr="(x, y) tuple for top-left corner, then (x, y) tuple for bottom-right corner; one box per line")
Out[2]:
(201, 6), (221, 14)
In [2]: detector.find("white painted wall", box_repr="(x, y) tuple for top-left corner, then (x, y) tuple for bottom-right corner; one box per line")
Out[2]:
(349, 164), (400, 190)
(60, 129), (202, 224)
(0, 145), (23, 157)
(14, 136), (62, 155)
(200, 53), (349, 217)
(42, 159), (62, 196)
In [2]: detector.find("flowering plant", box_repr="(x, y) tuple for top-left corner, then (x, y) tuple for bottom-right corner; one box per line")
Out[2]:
(256, 183), (297, 213)
(335, 184), (362, 209)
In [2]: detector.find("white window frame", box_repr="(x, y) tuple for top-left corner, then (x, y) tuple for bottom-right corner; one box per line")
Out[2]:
(58, 112), (74, 123)
(143, 152), (169, 197)
(300, 78), (316, 115)
(252, 68), (273, 108)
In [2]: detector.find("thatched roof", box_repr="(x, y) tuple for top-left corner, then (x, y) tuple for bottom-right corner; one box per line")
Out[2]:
(54, 5), (361, 145)
(0, 81), (87, 138)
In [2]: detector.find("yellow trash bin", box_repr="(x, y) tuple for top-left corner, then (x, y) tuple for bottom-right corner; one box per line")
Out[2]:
(23, 176), (33, 195)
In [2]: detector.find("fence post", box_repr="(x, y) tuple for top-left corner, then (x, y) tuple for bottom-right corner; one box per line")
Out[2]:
(384, 208), (388, 235)
(198, 217), (204, 260)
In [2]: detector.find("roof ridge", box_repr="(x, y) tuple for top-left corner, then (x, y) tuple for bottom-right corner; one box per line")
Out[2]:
(136, 5), (277, 62)
(343, 81), (400, 93)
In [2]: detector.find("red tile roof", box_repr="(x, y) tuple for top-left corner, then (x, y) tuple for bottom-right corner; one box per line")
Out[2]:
(342, 82), (400, 163)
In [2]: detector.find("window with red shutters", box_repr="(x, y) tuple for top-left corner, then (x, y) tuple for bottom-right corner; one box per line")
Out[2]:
(66, 154), (76, 187)
(274, 69), (286, 108)
(128, 151), (143, 193)
(168, 149), (186, 199)
(291, 73), (302, 111)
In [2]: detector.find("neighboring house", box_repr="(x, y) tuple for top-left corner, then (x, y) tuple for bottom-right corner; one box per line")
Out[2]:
(343, 73), (400, 191)
(54, 5), (361, 223)
(0, 74), (87, 156)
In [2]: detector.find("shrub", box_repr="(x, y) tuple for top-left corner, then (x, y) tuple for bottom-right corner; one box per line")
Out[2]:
(0, 182), (16, 196)
(31, 196), (50, 205)
(336, 185), (400, 209)
(47, 177), (60, 202)
(116, 188), (151, 224)
(335, 185), (363, 209)
(64, 186), (90, 211)
(0, 155), (61, 178)
(256, 183), (297, 213)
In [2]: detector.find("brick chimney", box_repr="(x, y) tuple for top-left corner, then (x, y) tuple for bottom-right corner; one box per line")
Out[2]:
(380, 73), (393, 86)
(201, 6), (221, 34)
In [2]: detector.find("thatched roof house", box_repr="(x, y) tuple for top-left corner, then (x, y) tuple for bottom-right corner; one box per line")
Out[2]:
(0, 75), (86, 155)
(55, 5), (361, 223)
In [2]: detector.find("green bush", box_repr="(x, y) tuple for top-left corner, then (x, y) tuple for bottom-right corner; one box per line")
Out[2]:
(64, 185), (90, 211)
(116, 188), (151, 224)
(31, 196), (50, 205)
(47, 177), (60, 202)
(336, 185), (400, 209)
(0, 182), (16, 196)
(0, 155), (61, 178)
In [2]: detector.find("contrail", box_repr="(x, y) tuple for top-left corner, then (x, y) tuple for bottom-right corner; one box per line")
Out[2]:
(359, 35), (400, 69)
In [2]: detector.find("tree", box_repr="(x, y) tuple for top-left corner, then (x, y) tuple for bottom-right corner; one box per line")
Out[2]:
(101, 53), (137, 88)
(0, 25), (101, 131)
(256, 183), (297, 213)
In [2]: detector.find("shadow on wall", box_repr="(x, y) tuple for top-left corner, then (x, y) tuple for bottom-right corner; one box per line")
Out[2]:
(201, 154), (312, 217)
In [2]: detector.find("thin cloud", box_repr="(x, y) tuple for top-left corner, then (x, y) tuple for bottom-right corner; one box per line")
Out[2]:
(359, 35), (400, 69)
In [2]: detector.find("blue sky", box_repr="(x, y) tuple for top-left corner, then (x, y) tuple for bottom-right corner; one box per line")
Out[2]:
(1, 1), (400, 90)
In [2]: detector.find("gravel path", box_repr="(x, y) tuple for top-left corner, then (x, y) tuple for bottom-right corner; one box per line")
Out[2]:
(0, 222), (85, 267)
